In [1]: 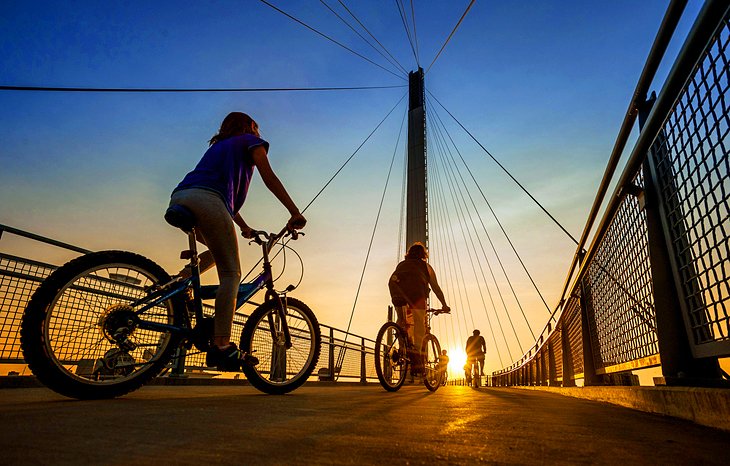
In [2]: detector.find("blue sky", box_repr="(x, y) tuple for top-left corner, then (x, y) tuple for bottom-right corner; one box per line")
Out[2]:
(0, 0), (704, 372)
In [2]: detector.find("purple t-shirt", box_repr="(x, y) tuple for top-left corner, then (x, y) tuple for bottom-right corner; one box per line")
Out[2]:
(174, 134), (269, 216)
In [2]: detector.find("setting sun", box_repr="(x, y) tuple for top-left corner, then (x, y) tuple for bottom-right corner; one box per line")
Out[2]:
(446, 347), (467, 377)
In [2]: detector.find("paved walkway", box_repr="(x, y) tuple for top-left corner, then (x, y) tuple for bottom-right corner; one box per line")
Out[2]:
(2, 384), (729, 465)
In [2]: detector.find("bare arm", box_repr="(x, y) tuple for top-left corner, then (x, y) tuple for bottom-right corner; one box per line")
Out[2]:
(427, 263), (449, 311)
(233, 213), (254, 238)
(251, 146), (306, 230)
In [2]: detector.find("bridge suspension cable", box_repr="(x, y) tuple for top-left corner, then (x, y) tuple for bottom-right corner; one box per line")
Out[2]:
(319, 0), (409, 76)
(0, 85), (407, 93)
(427, 126), (480, 337)
(335, 108), (409, 375)
(334, 0), (410, 75)
(257, 0), (407, 81)
(301, 92), (407, 213)
(428, 101), (553, 315)
(430, 124), (525, 356)
(394, 0), (419, 66)
(409, 0), (421, 67)
(428, 134), (511, 362)
(427, 118), (518, 360)
(425, 0), (476, 74)
(428, 100), (550, 323)
(427, 90), (580, 246)
(428, 176), (474, 356)
(428, 104), (537, 341)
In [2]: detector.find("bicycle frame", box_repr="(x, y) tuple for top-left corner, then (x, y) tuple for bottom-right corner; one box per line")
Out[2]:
(128, 226), (291, 346)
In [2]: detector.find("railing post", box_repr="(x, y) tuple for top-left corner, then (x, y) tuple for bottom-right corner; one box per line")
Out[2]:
(170, 346), (187, 378)
(639, 95), (723, 386)
(561, 317), (575, 387)
(360, 337), (367, 384)
(328, 327), (336, 382)
(540, 346), (548, 385)
(580, 280), (602, 386)
(547, 323), (557, 386)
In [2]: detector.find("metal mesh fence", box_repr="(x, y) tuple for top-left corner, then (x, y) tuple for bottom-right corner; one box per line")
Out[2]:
(0, 254), (56, 361)
(491, 6), (730, 385)
(548, 326), (563, 381)
(563, 295), (584, 378)
(583, 170), (659, 370)
(0, 250), (378, 382)
(652, 18), (730, 353)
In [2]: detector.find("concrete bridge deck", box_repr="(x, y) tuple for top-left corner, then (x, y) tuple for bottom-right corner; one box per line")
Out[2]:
(2, 384), (730, 465)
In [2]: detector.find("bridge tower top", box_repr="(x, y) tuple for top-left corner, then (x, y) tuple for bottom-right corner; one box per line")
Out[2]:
(406, 67), (427, 251)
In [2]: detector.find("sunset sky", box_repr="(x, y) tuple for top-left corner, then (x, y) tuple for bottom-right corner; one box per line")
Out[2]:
(0, 0), (704, 375)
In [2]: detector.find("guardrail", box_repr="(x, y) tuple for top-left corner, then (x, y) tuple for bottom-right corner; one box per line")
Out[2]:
(0, 224), (378, 382)
(492, 0), (730, 387)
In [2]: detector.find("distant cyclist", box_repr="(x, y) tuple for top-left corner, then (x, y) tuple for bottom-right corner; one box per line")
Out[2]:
(439, 349), (450, 385)
(465, 329), (486, 376)
(388, 242), (450, 359)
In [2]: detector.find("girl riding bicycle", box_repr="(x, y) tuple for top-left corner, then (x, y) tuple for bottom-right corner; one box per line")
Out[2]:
(388, 242), (450, 357)
(169, 112), (306, 370)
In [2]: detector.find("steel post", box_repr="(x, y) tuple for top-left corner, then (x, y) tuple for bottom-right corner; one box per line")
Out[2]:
(328, 327), (336, 382)
(360, 337), (367, 384)
(561, 319), (576, 387)
(579, 282), (602, 386)
(170, 346), (187, 378)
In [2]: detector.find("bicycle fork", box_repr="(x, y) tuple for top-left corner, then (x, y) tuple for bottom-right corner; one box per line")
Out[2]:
(266, 290), (292, 349)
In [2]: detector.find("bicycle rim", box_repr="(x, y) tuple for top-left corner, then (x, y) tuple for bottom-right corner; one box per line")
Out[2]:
(240, 298), (320, 394)
(375, 322), (407, 391)
(421, 334), (441, 392)
(33, 254), (178, 389)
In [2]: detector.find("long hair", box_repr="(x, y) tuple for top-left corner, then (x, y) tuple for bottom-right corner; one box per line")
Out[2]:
(208, 112), (257, 146)
(405, 242), (428, 260)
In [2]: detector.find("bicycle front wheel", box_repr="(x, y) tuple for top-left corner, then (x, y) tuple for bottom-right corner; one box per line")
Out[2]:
(374, 322), (408, 392)
(20, 251), (184, 399)
(239, 297), (320, 395)
(421, 333), (442, 392)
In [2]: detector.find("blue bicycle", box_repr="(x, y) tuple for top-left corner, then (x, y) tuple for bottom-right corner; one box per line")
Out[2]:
(21, 205), (321, 399)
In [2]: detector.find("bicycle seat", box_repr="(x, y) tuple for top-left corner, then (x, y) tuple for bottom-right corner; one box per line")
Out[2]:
(164, 205), (196, 232)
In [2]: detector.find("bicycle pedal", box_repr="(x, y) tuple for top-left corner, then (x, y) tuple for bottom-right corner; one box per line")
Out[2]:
(241, 353), (259, 367)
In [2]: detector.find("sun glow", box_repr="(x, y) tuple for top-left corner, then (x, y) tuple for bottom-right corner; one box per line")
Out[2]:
(447, 347), (467, 376)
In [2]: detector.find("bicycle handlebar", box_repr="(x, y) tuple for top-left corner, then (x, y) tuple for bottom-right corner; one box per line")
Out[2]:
(247, 227), (304, 247)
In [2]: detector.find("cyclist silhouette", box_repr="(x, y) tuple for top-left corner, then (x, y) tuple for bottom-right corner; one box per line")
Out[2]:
(388, 242), (450, 369)
(439, 349), (450, 385)
(169, 112), (305, 370)
(465, 329), (486, 376)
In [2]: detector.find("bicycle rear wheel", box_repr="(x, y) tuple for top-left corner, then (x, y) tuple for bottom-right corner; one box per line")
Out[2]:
(20, 251), (184, 399)
(374, 322), (408, 392)
(239, 297), (320, 395)
(421, 333), (442, 392)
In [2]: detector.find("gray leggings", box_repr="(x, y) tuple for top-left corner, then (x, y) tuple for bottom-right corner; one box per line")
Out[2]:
(169, 188), (241, 340)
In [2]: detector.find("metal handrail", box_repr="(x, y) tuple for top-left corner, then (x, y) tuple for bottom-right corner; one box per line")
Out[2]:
(557, 0), (688, 312)
(0, 223), (92, 254)
(494, 0), (730, 377)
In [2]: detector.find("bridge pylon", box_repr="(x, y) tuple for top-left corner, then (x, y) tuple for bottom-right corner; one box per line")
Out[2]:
(406, 67), (427, 250)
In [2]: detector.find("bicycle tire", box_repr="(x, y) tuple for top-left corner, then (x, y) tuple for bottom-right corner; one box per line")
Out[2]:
(374, 322), (408, 392)
(421, 333), (441, 392)
(21, 251), (184, 399)
(239, 297), (320, 395)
